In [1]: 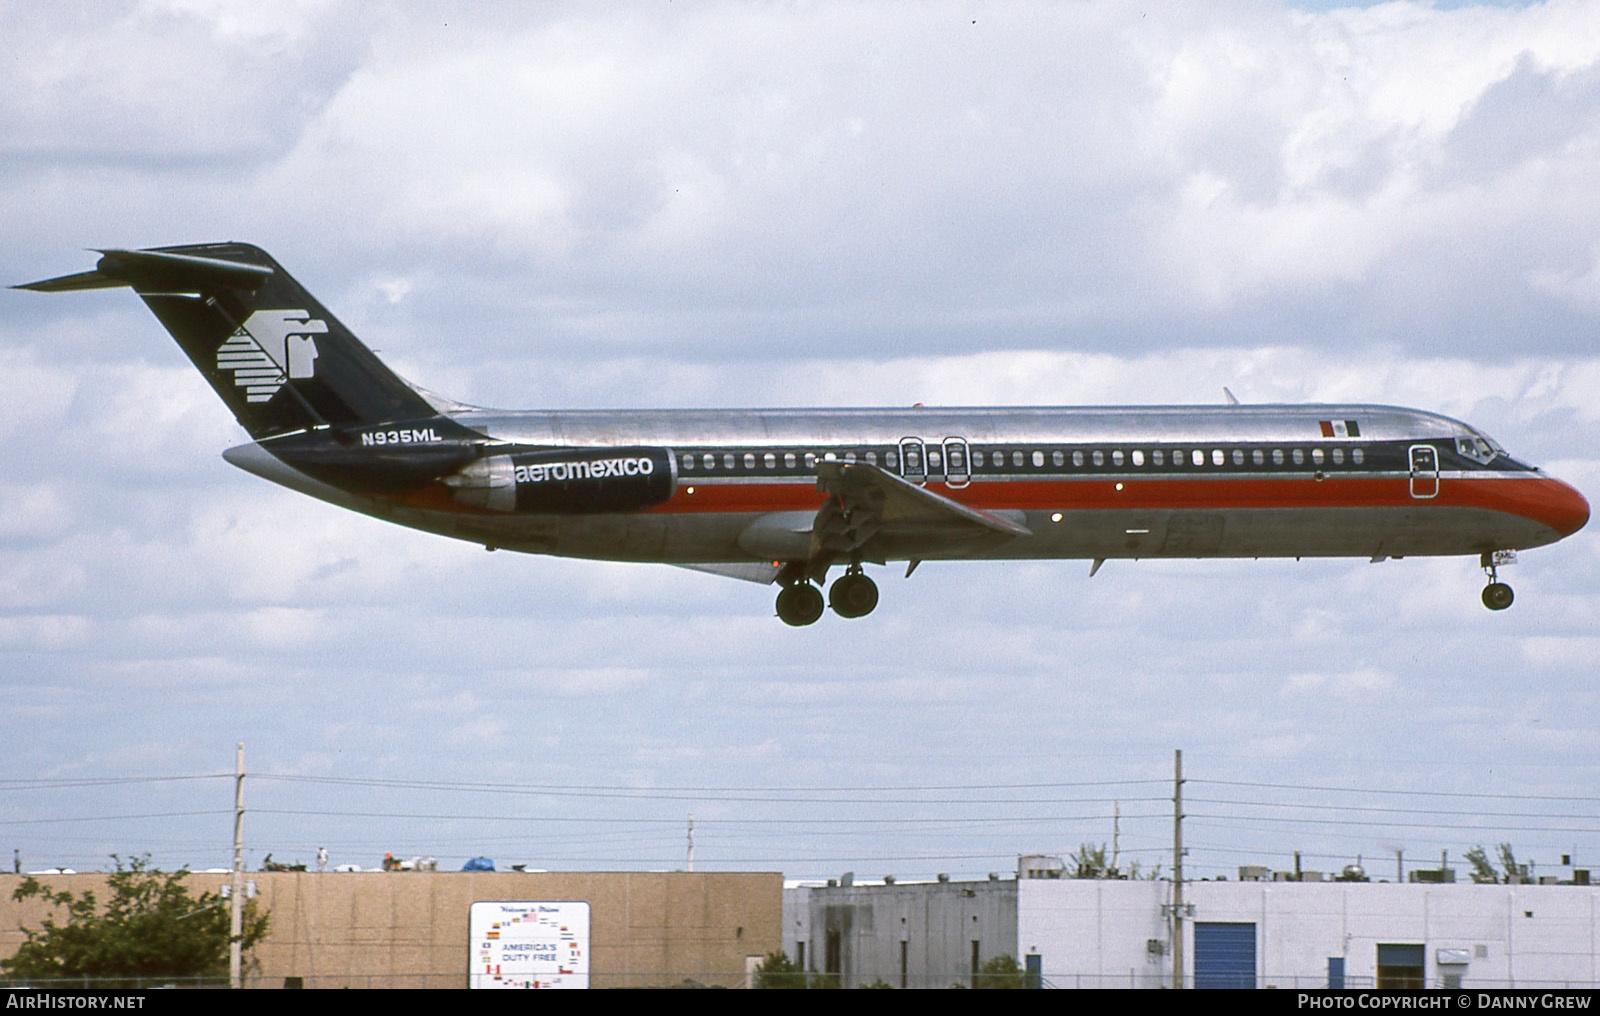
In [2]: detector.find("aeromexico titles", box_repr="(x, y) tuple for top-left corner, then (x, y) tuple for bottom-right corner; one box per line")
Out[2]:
(19, 244), (1589, 625)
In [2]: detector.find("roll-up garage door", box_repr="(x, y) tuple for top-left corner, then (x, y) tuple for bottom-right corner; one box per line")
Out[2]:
(1193, 922), (1256, 989)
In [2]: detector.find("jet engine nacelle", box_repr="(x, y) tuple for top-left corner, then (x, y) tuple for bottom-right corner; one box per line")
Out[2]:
(445, 446), (676, 514)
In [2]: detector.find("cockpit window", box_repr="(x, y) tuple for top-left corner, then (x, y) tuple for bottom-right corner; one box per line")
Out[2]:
(1456, 436), (1499, 465)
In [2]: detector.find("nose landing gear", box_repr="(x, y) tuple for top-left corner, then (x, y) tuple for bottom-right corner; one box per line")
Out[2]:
(1481, 550), (1516, 611)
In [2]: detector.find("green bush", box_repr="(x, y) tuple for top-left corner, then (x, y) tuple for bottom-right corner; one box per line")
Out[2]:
(973, 953), (1027, 989)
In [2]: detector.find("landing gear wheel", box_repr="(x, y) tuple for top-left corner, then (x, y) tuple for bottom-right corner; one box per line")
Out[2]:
(829, 572), (879, 618)
(776, 583), (825, 626)
(1482, 582), (1514, 611)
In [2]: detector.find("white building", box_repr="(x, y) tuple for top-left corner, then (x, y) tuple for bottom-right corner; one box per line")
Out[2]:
(1020, 879), (1600, 989)
(787, 874), (1600, 988)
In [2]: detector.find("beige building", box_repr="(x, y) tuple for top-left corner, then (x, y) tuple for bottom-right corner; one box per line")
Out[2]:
(0, 870), (782, 989)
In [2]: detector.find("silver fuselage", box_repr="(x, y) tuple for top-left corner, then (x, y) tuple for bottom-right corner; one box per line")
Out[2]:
(227, 402), (1589, 568)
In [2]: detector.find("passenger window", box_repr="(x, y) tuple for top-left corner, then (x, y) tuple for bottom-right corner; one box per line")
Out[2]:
(1212, 449), (1224, 466)
(723, 453), (736, 469)
(886, 451), (898, 468)
(784, 452), (797, 468)
(1252, 449), (1264, 466)
(1352, 448), (1364, 465)
(865, 452), (878, 466)
(703, 453), (716, 470)
(1093, 450), (1105, 467)
(1052, 451), (1064, 467)
(1273, 449), (1284, 465)
(682, 454), (695, 471)
(804, 453), (817, 468)
(928, 450), (942, 468)
(1193, 450), (1205, 466)
(844, 452), (857, 464)
(1012, 451), (1024, 467)
(1331, 448), (1344, 465)
(1153, 449), (1165, 466)
(1292, 449), (1305, 465)
(1112, 450), (1125, 467)
(1311, 448), (1324, 465)
(1232, 449), (1244, 466)
(764, 452), (776, 469)
(1072, 450), (1084, 467)
(1032, 450), (1045, 468)
(744, 453), (756, 469)
(1172, 450), (1183, 466)
(1132, 450), (1145, 466)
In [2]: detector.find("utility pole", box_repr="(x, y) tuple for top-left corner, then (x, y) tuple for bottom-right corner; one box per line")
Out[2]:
(230, 742), (244, 990)
(686, 813), (694, 873)
(1112, 801), (1120, 875)
(1171, 749), (1184, 990)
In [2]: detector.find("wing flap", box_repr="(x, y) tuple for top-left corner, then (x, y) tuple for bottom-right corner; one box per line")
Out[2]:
(812, 460), (1031, 562)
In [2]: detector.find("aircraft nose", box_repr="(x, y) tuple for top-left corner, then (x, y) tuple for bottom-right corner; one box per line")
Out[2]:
(1532, 477), (1590, 538)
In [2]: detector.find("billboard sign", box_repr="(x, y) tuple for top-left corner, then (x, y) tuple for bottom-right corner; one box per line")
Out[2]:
(469, 900), (590, 989)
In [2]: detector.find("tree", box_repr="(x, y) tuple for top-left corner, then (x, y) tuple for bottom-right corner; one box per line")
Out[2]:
(1465, 844), (1499, 884)
(1498, 844), (1529, 883)
(973, 954), (1027, 989)
(753, 950), (808, 989)
(1070, 843), (1109, 879)
(1125, 859), (1161, 881)
(1465, 843), (1528, 885)
(3, 856), (269, 987)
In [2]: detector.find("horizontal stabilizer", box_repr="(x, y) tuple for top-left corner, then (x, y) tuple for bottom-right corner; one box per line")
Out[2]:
(15, 248), (274, 294)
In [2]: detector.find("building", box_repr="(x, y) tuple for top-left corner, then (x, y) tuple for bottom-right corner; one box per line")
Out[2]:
(1, 870), (781, 989)
(785, 869), (1600, 989)
(786, 874), (1018, 988)
(1021, 878), (1600, 989)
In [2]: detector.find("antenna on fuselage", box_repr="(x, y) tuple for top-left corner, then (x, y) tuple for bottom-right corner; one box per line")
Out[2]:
(1222, 387), (1240, 405)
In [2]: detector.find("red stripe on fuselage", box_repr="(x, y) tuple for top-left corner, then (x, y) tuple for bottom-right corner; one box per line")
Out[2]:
(652, 474), (1588, 535)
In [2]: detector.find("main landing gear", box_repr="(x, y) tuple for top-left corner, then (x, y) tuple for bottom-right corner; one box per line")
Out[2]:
(774, 563), (880, 626)
(1481, 550), (1516, 611)
(775, 582), (825, 627)
(829, 567), (879, 619)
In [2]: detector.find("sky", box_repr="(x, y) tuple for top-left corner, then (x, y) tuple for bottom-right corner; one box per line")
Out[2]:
(2, 0), (1598, 886)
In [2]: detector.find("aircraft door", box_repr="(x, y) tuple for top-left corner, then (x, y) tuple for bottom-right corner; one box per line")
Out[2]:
(899, 438), (926, 484)
(943, 438), (970, 488)
(1409, 444), (1439, 499)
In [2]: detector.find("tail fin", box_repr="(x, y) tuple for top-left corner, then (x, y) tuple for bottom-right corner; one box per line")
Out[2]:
(17, 243), (436, 439)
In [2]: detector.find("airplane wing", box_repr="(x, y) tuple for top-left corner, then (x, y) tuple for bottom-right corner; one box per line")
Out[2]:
(672, 562), (783, 585)
(810, 460), (1031, 564)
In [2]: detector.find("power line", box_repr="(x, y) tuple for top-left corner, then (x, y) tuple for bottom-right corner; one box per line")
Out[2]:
(0, 775), (229, 790)
(1187, 797), (1593, 820)
(0, 810), (228, 826)
(1191, 778), (1600, 804)
(252, 772), (1170, 796)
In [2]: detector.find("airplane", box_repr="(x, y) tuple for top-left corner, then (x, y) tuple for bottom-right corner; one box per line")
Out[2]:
(17, 243), (1590, 625)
